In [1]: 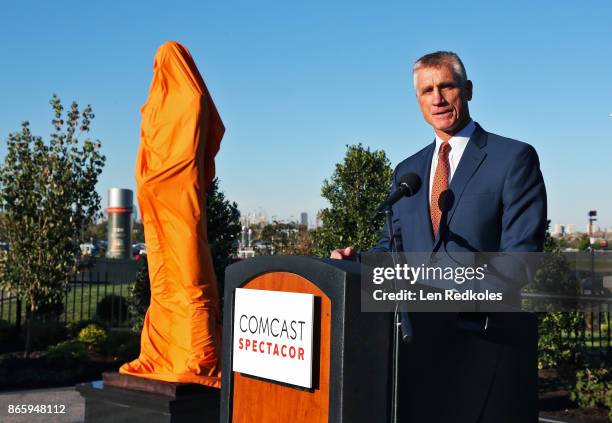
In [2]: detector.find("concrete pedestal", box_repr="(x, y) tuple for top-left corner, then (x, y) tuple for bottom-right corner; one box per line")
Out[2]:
(76, 372), (219, 423)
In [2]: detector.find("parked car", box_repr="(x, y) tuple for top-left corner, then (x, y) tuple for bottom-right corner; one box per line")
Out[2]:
(80, 243), (96, 256)
(132, 243), (146, 257)
(94, 239), (107, 255)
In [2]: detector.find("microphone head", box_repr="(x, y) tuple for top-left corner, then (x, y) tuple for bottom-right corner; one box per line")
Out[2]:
(398, 172), (422, 197)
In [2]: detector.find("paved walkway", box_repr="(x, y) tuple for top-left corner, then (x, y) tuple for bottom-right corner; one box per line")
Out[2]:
(0, 386), (84, 423)
(0, 385), (584, 423)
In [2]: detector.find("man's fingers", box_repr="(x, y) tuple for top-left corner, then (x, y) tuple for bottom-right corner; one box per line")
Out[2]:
(330, 247), (354, 259)
(330, 250), (343, 259)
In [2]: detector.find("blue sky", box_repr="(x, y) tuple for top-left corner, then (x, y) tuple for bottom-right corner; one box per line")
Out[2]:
(1, 1), (611, 230)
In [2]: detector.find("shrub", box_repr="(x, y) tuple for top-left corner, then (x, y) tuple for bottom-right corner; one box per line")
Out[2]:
(67, 319), (108, 339)
(534, 225), (584, 376)
(34, 299), (65, 320)
(0, 320), (16, 343)
(600, 322), (609, 334)
(116, 336), (140, 362)
(18, 319), (68, 351)
(127, 256), (150, 332)
(104, 330), (140, 362)
(537, 312), (583, 373)
(46, 340), (87, 363)
(571, 367), (612, 419)
(78, 324), (108, 352)
(95, 294), (128, 326)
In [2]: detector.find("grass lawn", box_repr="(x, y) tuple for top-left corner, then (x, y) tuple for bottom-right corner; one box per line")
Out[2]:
(63, 282), (131, 324)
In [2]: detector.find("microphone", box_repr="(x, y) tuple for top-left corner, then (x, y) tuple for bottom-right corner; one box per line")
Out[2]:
(375, 173), (422, 215)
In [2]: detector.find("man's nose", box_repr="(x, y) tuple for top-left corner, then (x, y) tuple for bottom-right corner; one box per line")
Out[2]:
(432, 88), (446, 105)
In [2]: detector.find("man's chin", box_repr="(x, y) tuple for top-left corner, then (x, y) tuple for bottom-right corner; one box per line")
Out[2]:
(430, 115), (455, 128)
(433, 123), (457, 134)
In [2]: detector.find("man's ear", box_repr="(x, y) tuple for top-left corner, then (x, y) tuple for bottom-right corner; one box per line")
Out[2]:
(465, 80), (473, 101)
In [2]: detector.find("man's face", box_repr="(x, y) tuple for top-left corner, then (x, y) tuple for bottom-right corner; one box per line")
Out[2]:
(414, 63), (472, 139)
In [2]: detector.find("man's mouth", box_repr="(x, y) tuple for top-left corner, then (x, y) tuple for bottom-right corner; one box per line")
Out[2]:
(432, 110), (453, 117)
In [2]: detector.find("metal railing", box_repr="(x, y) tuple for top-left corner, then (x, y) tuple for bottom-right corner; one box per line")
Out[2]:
(1, 269), (134, 330)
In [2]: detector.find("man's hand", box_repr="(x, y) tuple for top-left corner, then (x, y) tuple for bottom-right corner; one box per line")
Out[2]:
(329, 246), (355, 260)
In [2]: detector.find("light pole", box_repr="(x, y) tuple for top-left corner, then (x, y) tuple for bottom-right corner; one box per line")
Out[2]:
(588, 210), (597, 292)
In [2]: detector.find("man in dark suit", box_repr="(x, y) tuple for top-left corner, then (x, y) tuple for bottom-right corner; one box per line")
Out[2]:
(331, 51), (547, 422)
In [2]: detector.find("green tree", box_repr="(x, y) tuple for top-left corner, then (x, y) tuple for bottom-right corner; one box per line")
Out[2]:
(575, 234), (591, 252)
(253, 221), (315, 256)
(261, 221), (295, 254)
(132, 220), (145, 243)
(532, 221), (583, 378)
(284, 225), (316, 256)
(206, 177), (241, 297)
(127, 254), (150, 332)
(313, 143), (392, 256)
(83, 218), (108, 243)
(0, 95), (105, 356)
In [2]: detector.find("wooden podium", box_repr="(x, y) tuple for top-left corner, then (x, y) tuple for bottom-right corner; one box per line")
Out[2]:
(220, 256), (391, 423)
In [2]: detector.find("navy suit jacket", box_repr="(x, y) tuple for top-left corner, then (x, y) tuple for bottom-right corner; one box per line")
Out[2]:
(373, 122), (547, 255)
(376, 123), (547, 423)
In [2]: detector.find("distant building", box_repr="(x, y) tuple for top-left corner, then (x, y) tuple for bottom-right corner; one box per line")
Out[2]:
(593, 227), (606, 238)
(237, 248), (255, 259)
(300, 212), (308, 227)
(240, 210), (268, 228)
(566, 224), (576, 235)
(552, 224), (563, 236)
(240, 225), (248, 248)
(239, 226), (253, 249)
(587, 223), (601, 236)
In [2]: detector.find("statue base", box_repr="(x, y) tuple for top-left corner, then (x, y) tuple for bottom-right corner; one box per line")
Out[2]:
(76, 372), (220, 423)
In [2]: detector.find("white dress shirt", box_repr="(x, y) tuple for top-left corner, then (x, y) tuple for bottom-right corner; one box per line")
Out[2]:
(429, 120), (476, 205)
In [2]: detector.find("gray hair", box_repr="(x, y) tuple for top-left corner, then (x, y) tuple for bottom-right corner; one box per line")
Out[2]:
(412, 51), (468, 89)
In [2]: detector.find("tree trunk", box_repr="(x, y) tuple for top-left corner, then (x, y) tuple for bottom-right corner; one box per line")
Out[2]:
(15, 296), (22, 332)
(23, 307), (34, 359)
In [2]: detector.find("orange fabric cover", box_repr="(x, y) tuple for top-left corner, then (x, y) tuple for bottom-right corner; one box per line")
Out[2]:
(119, 41), (224, 388)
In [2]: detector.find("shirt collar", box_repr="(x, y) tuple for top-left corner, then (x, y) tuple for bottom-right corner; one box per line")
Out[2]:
(434, 119), (476, 151)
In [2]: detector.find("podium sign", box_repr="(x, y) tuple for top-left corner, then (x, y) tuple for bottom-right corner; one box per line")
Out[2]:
(232, 288), (315, 388)
(221, 257), (391, 423)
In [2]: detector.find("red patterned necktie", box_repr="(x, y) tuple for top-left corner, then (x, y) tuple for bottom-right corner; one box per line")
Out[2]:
(430, 141), (451, 237)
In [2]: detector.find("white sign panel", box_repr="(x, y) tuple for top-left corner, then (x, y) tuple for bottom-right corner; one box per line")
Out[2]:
(232, 288), (314, 388)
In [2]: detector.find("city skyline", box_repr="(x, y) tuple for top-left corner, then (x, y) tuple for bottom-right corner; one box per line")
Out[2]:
(1, 1), (611, 229)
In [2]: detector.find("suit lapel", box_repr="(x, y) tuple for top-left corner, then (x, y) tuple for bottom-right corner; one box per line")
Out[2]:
(417, 142), (435, 249)
(433, 124), (488, 250)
